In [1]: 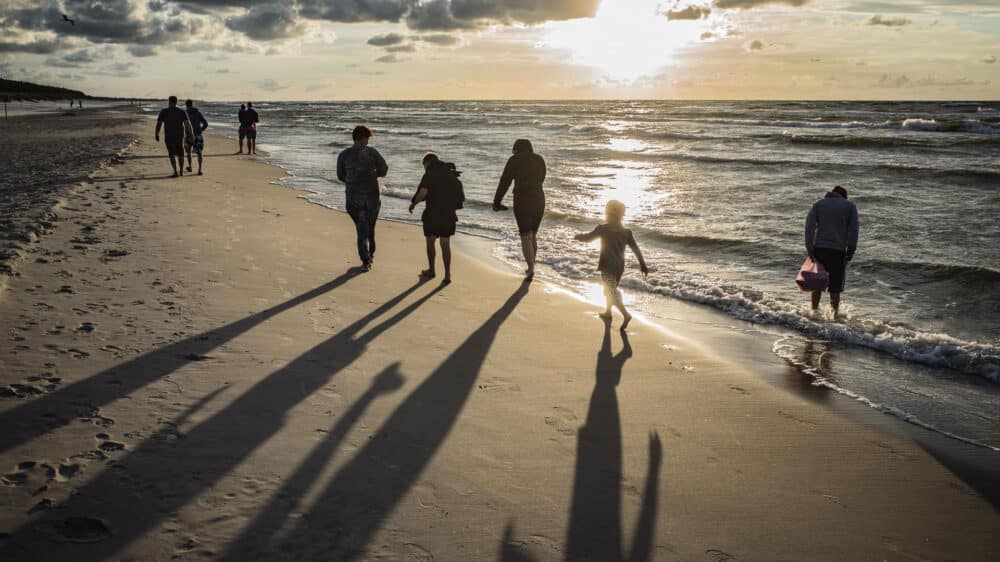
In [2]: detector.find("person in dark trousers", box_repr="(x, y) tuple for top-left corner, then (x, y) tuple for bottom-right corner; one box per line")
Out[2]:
(237, 104), (247, 153)
(337, 126), (388, 271)
(493, 139), (546, 281)
(244, 102), (259, 154)
(575, 200), (649, 330)
(184, 99), (209, 175)
(805, 185), (859, 316)
(409, 152), (465, 284)
(154, 96), (194, 178)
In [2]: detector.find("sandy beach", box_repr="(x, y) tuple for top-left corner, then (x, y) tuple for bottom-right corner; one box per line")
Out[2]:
(0, 110), (997, 561)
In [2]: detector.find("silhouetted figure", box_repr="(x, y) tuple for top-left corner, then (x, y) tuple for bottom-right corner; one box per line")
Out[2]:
(237, 104), (247, 153)
(184, 99), (209, 175)
(409, 151), (465, 284)
(805, 185), (859, 316)
(575, 200), (649, 330)
(154, 95), (194, 178)
(244, 101), (259, 154)
(493, 138), (546, 280)
(337, 125), (388, 271)
(61, 14), (74, 26)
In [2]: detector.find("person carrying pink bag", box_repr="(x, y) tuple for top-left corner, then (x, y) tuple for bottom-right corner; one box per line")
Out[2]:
(804, 186), (860, 316)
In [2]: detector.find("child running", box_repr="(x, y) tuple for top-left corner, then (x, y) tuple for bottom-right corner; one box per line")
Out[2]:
(575, 200), (649, 330)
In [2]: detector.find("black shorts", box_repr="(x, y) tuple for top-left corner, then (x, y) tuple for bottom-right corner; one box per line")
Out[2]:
(422, 210), (456, 237)
(814, 247), (847, 293)
(239, 126), (255, 140)
(513, 197), (545, 235)
(165, 138), (184, 157)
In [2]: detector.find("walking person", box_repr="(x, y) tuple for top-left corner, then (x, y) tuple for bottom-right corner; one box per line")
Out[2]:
(237, 104), (247, 153)
(337, 126), (388, 271)
(409, 152), (465, 284)
(805, 185), (859, 316)
(184, 99), (209, 175)
(154, 95), (195, 178)
(244, 102), (259, 154)
(575, 200), (649, 330)
(493, 139), (546, 281)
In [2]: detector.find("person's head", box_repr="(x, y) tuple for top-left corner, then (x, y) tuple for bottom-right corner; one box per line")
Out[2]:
(247, 102), (253, 108)
(240, 103), (245, 110)
(512, 138), (533, 154)
(605, 200), (626, 224)
(168, 95), (178, 107)
(352, 125), (373, 146)
(422, 152), (439, 169)
(831, 185), (848, 199)
(185, 99), (193, 108)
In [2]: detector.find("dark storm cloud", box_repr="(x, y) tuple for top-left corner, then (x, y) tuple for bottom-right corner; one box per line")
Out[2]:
(405, 0), (473, 30)
(298, 0), (418, 22)
(715, 0), (809, 8)
(3, 1), (206, 46)
(225, 3), (305, 40)
(128, 44), (158, 57)
(0, 39), (68, 54)
(367, 32), (407, 46)
(664, 5), (712, 20)
(867, 15), (912, 26)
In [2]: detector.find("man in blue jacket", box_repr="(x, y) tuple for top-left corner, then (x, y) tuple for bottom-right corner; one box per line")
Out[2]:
(805, 185), (859, 316)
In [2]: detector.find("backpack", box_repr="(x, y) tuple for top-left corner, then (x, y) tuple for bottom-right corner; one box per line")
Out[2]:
(444, 162), (465, 210)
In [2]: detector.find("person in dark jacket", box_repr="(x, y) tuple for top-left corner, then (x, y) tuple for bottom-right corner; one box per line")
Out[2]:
(805, 185), (860, 316)
(154, 95), (195, 178)
(337, 126), (388, 271)
(493, 138), (546, 280)
(409, 152), (465, 284)
(184, 99), (209, 175)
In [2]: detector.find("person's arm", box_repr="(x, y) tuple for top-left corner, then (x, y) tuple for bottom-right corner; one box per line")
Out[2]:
(154, 117), (162, 141)
(374, 149), (388, 178)
(493, 157), (515, 211)
(847, 203), (859, 261)
(574, 226), (601, 243)
(627, 231), (649, 275)
(804, 204), (817, 258)
(183, 115), (194, 140)
(199, 114), (209, 133)
(336, 152), (347, 183)
(539, 155), (547, 184)
(409, 187), (429, 214)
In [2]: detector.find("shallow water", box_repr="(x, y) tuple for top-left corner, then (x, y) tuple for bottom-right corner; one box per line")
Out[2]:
(181, 100), (1000, 449)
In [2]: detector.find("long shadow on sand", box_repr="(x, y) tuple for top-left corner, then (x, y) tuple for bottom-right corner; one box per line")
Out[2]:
(0, 270), (362, 457)
(0, 280), (441, 561)
(218, 282), (530, 561)
(562, 320), (662, 562)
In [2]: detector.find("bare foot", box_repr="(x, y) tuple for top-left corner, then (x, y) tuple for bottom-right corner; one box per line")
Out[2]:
(620, 312), (632, 331)
(598, 311), (613, 320)
(419, 269), (436, 279)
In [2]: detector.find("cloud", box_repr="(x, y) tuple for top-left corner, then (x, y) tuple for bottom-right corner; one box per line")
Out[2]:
(44, 47), (111, 67)
(254, 78), (288, 91)
(127, 44), (157, 57)
(0, 38), (69, 54)
(386, 43), (417, 52)
(406, 0), (600, 30)
(216, 68), (231, 73)
(664, 5), (712, 20)
(715, 0), (808, 8)
(96, 62), (140, 77)
(867, 15), (911, 26)
(376, 53), (406, 63)
(226, 4), (306, 41)
(367, 32), (407, 46)
(416, 33), (460, 46)
(983, 56), (997, 64)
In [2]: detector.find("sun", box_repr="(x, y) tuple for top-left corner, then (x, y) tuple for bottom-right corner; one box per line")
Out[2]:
(543, 0), (702, 82)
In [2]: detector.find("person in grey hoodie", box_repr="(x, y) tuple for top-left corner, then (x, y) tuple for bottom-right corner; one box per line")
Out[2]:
(337, 125), (388, 271)
(805, 185), (859, 315)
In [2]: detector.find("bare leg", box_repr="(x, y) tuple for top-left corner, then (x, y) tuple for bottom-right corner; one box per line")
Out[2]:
(811, 290), (822, 310)
(520, 233), (536, 277)
(613, 287), (631, 330)
(168, 154), (178, 176)
(440, 237), (452, 282)
(185, 147), (193, 172)
(197, 153), (203, 174)
(830, 292), (841, 316)
(599, 284), (613, 319)
(422, 236), (436, 277)
(238, 138), (244, 154)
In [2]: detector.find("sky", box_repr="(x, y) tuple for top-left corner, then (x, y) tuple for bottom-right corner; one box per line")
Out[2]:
(1, 0), (998, 100)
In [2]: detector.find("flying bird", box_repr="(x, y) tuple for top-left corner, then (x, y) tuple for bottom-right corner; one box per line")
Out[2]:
(62, 14), (75, 26)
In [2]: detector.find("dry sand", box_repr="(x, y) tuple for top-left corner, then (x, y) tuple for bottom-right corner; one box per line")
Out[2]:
(0, 114), (996, 561)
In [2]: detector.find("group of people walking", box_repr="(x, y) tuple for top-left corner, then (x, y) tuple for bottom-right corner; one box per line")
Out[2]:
(155, 97), (859, 325)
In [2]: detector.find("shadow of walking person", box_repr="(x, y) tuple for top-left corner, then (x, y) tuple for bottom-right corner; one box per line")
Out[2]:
(0, 280), (441, 562)
(221, 282), (530, 561)
(563, 318), (662, 562)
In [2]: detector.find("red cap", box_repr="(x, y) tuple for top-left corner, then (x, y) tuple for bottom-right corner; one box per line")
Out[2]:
(832, 186), (848, 199)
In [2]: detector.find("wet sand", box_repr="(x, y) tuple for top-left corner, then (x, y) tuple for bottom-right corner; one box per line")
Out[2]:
(0, 114), (996, 561)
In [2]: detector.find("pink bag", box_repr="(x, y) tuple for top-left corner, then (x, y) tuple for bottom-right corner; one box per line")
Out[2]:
(796, 257), (829, 292)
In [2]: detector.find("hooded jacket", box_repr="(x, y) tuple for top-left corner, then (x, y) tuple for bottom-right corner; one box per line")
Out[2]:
(805, 191), (860, 258)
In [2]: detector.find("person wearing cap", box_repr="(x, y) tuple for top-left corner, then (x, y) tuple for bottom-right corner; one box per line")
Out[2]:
(492, 138), (547, 281)
(337, 125), (388, 271)
(805, 185), (860, 315)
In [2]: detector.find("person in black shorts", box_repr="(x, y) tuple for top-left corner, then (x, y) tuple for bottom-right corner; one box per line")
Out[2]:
(805, 185), (860, 316)
(493, 138), (546, 280)
(244, 102), (259, 154)
(155, 96), (194, 178)
(409, 152), (465, 284)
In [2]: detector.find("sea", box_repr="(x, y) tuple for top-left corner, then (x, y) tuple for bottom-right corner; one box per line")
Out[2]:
(170, 100), (1000, 451)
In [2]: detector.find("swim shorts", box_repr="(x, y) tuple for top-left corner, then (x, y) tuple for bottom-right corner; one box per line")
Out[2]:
(165, 138), (184, 158)
(513, 196), (545, 235)
(813, 247), (847, 293)
(185, 135), (204, 155)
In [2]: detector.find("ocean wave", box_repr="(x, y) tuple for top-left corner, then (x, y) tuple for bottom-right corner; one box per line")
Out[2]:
(858, 260), (1000, 287)
(664, 116), (1000, 135)
(380, 128), (458, 140)
(772, 337), (1000, 452)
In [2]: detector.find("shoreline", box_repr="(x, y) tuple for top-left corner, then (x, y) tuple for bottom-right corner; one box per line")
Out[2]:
(0, 114), (996, 560)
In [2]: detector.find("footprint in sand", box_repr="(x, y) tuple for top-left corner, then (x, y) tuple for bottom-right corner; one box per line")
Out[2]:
(544, 406), (578, 436)
(728, 385), (751, 396)
(706, 549), (737, 561)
